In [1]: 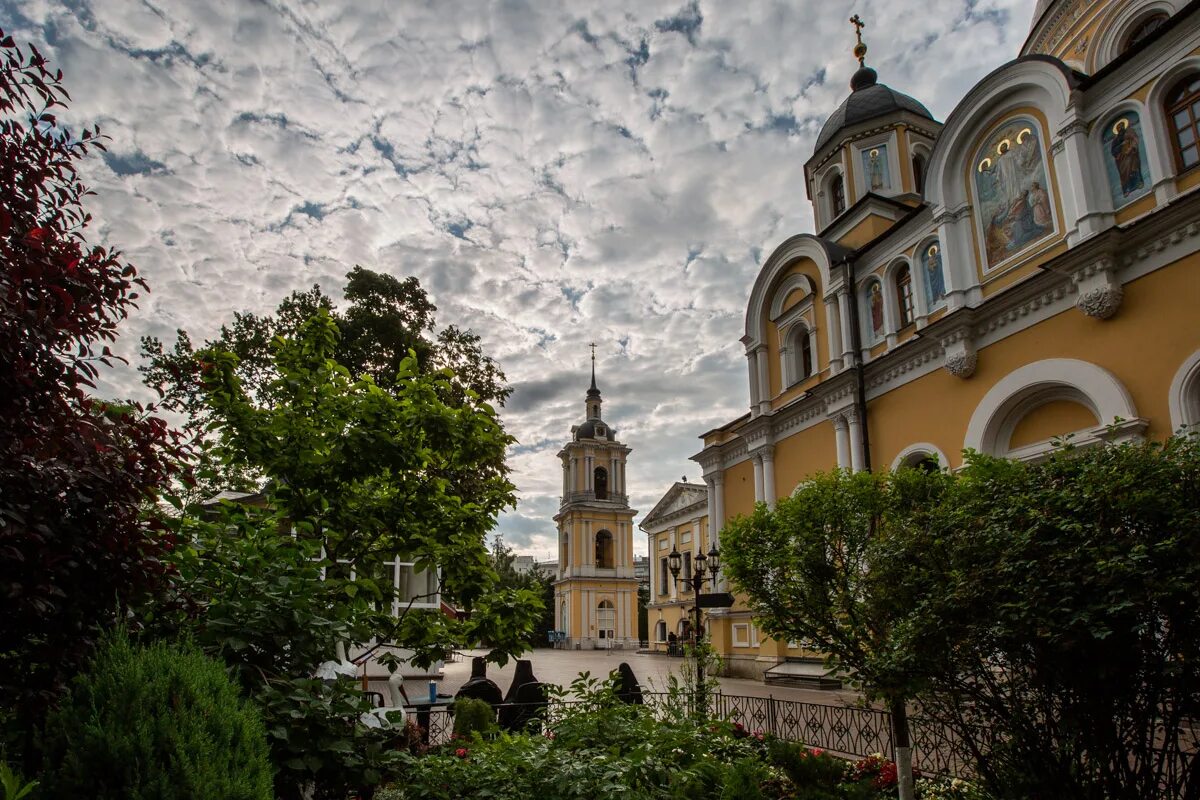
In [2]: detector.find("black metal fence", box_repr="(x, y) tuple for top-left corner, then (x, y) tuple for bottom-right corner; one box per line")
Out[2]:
(416, 692), (976, 778)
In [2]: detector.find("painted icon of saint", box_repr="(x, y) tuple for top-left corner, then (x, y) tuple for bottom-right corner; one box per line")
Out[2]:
(924, 244), (946, 306)
(869, 282), (884, 338)
(1110, 118), (1145, 196)
(869, 149), (885, 191)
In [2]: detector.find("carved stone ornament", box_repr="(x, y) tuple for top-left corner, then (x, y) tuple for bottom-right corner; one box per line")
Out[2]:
(1076, 284), (1124, 320)
(944, 351), (978, 379)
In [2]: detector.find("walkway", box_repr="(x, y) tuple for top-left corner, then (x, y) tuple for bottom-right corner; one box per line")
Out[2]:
(428, 647), (863, 706)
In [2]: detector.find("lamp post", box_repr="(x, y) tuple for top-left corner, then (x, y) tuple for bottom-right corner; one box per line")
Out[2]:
(667, 543), (721, 713)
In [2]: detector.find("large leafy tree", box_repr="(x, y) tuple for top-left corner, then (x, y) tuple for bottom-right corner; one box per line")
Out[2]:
(170, 312), (539, 798)
(0, 31), (184, 761)
(721, 468), (949, 800)
(887, 441), (1200, 800)
(140, 266), (509, 499)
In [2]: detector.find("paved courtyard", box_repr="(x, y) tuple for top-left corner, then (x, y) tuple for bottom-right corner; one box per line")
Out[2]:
(426, 647), (863, 707)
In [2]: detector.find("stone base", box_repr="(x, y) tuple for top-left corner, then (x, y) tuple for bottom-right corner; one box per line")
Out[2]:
(719, 654), (782, 681)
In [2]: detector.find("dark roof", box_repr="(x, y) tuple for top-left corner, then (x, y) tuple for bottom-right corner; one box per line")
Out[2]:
(575, 419), (616, 442)
(814, 67), (934, 152)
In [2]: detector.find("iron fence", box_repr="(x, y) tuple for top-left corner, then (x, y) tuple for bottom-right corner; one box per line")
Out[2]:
(414, 692), (976, 778)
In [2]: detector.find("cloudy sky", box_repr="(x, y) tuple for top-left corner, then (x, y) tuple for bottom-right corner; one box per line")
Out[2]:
(4, 0), (1036, 558)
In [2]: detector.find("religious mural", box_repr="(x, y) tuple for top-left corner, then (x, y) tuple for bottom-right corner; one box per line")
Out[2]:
(974, 118), (1054, 269)
(1101, 112), (1151, 208)
(867, 280), (885, 340)
(862, 144), (890, 192)
(921, 242), (947, 309)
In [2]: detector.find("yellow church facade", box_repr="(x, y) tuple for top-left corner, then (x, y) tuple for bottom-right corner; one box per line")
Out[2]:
(675, 0), (1200, 680)
(553, 367), (640, 649)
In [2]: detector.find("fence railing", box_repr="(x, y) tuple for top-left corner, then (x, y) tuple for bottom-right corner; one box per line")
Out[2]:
(415, 692), (976, 778)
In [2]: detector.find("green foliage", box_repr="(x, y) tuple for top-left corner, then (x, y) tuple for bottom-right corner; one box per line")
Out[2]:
(452, 698), (499, 739)
(39, 630), (272, 800)
(766, 741), (847, 799)
(721, 758), (769, 800)
(884, 438), (1200, 799)
(0, 761), (37, 800)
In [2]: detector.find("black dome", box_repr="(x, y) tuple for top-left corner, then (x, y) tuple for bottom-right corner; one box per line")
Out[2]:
(814, 69), (934, 152)
(574, 419), (616, 442)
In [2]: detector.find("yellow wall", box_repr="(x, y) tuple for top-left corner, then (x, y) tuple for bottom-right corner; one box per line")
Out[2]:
(722, 459), (757, 522)
(771, 420), (838, 496)
(836, 214), (895, 249)
(1008, 399), (1099, 449)
(1114, 192), (1157, 224)
(867, 252), (1200, 469)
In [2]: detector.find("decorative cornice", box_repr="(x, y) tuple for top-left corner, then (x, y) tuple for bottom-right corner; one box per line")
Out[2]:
(1076, 285), (1123, 319)
(945, 351), (978, 379)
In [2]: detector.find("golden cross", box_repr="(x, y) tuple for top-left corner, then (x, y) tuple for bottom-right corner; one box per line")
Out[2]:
(850, 15), (868, 66)
(589, 342), (596, 362)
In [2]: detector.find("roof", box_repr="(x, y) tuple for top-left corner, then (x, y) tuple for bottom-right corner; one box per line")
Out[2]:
(813, 67), (935, 153)
(574, 418), (616, 442)
(640, 482), (708, 530)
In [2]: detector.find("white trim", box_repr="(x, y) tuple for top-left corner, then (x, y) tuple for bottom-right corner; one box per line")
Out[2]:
(1168, 349), (1200, 432)
(890, 443), (952, 471)
(1087, 1), (1179, 75)
(964, 358), (1140, 455)
(851, 130), (901, 201)
(1146, 56), (1200, 186)
(769, 273), (817, 321)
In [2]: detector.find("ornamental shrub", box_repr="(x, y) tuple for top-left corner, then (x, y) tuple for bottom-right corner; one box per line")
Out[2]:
(721, 757), (768, 800)
(40, 631), (272, 800)
(452, 697), (499, 739)
(766, 740), (847, 799)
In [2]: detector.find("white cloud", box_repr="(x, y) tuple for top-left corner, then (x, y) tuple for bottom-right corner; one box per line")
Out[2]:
(2, 0), (1037, 556)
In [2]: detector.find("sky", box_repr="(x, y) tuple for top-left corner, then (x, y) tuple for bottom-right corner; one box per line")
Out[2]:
(3, 0), (1037, 559)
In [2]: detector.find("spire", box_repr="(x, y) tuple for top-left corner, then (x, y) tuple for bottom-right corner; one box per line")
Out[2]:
(848, 14), (878, 91)
(587, 342), (600, 398)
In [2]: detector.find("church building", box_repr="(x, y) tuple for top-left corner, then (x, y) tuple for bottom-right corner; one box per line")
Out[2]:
(675, 0), (1200, 680)
(552, 358), (639, 649)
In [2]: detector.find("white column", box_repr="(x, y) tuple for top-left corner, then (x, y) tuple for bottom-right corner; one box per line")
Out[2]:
(583, 520), (592, 565)
(752, 453), (765, 502)
(712, 474), (725, 538)
(825, 295), (843, 373)
(756, 346), (771, 415)
(569, 456), (577, 493)
(747, 350), (761, 417)
(847, 409), (865, 472)
(761, 449), (776, 508)
(833, 414), (851, 470)
(838, 286), (856, 366)
(585, 456), (593, 491)
(1056, 118), (1105, 243)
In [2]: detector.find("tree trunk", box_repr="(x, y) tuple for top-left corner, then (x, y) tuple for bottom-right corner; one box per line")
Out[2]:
(891, 700), (915, 800)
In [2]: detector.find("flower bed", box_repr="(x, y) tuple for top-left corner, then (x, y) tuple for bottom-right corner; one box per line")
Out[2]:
(377, 682), (990, 800)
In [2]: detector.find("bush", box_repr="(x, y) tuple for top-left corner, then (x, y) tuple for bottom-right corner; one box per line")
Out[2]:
(766, 740), (847, 799)
(40, 631), (272, 800)
(452, 697), (499, 739)
(721, 757), (769, 800)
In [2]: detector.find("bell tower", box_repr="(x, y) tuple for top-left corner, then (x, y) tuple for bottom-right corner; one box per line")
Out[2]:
(552, 346), (638, 649)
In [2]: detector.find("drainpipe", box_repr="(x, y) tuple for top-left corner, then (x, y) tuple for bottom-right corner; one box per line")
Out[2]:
(841, 259), (872, 472)
(842, 258), (913, 800)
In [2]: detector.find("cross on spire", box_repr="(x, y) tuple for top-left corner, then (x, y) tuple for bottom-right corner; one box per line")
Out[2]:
(850, 14), (868, 67)
(588, 342), (598, 392)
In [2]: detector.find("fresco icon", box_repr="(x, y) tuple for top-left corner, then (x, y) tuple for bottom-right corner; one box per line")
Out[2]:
(862, 144), (890, 192)
(868, 280), (885, 340)
(1101, 112), (1151, 209)
(974, 119), (1054, 269)
(921, 242), (946, 309)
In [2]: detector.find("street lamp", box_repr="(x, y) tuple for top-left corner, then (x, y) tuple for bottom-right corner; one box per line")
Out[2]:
(668, 543), (722, 712)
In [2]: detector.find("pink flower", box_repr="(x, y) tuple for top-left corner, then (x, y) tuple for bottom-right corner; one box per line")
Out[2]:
(811, 748), (824, 756)
(455, 747), (469, 758)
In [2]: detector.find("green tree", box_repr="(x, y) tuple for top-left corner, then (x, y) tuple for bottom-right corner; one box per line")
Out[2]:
(887, 440), (1200, 799)
(487, 536), (555, 646)
(721, 467), (949, 800)
(140, 266), (508, 502)
(167, 311), (540, 798)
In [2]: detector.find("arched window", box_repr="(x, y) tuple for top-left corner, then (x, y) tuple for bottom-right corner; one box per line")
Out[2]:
(594, 466), (608, 500)
(1166, 74), (1200, 173)
(1121, 13), (1168, 54)
(595, 530), (614, 568)
(830, 173), (846, 217)
(799, 330), (813, 380)
(912, 153), (927, 194)
(895, 265), (915, 327)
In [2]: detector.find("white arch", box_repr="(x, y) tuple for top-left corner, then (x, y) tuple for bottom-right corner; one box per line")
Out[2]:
(964, 358), (1139, 455)
(883, 257), (915, 330)
(890, 443), (953, 471)
(1087, 0), (1180, 74)
(925, 58), (1076, 212)
(768, 273), (816, 321)
(744, 234), (843, 349)
(1168, 349), (1200, 432)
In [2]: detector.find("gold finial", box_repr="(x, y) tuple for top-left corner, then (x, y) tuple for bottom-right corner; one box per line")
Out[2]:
(850, 14), (868, 67)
